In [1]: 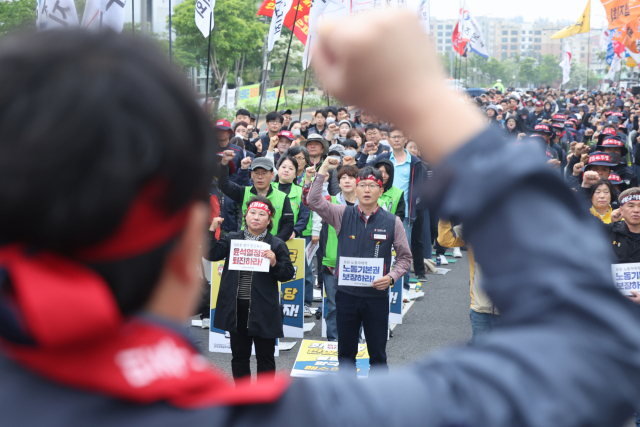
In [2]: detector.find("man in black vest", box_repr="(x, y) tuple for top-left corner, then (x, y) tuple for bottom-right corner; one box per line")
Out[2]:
(306, 159), (412, 374)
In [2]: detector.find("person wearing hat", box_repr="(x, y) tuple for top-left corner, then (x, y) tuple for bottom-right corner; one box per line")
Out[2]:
(525, 101), (546, 134)
(264, 130), (295, 165)
(302, 133), (329, 170)
(493, 79), (504, 92)
(609, 172), (624, 193)
(569, 151), (618, 191)
(597, 134), (639, 188)
(337, 119), (352, 141)
(206, 195), (295, 383)
(533, 124), (564, 168)
(279, 109), (293, 130)
(306, 161), (412, 374)
(218, 152), (295, 242)
(214, 118), (245, 174)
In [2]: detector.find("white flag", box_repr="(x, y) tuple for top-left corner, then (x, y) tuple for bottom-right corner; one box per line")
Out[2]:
(302, 0), (344, 69)
(459, 2), (487, 58)
(38, 0), (79, 30)
(350, 0), (372, 16)
(80, 0), (100, 29)
(267, 0), (294, 51)
(98, 0), (127, 32)
(559, 43), (571, 84)
(416, 0), (429, 34)
(600, 29), (610, 52)
(608, 55), (621, 80)
(195, 0), (215, 37)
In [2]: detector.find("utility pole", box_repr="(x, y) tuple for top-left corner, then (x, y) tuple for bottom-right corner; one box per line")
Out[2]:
(140, 0), (147, 35)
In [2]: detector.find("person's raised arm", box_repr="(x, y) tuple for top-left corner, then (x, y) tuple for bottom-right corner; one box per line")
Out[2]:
(205, 218), (229, 261)
(218, 150), (246, 204)
(306, 160), (346, 232)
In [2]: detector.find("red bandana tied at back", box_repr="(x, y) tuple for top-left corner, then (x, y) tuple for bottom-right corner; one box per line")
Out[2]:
(0, 182), (288, 408)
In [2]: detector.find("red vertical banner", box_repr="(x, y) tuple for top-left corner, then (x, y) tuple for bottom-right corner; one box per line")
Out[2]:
(452, 22), (466, 56)
(257, 0), (311, 45)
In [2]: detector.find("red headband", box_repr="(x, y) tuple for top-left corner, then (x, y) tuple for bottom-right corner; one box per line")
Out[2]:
(356, 174), (383, 188)
(248, 201), (272, 217)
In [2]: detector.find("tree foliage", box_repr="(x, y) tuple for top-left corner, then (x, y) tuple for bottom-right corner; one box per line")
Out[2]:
(0, 0), (37, 37)
(171, 0), (266, 90)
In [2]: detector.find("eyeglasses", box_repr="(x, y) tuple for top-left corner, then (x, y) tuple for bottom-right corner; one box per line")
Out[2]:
(357, 183), (381, 190)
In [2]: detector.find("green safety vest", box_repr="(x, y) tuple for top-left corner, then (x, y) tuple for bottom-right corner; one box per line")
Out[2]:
(302, 176), (316, 237)
(272, 182), (302, 225)
(322, 196), (341, 268)
(242, 186), (287, 236)
(378, 186), (403, 215)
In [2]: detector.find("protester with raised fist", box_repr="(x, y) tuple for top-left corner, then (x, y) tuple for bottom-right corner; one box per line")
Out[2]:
(206, 196), (294, 383)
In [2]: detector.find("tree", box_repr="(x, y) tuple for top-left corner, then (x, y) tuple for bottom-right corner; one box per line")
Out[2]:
(171, 0), (266, 96)
(480, 57), (505, 82)
(536, 54), (560, 87)
(518, 57), (537, 86)
(0, 0), (37, 37)
(270, 27), (304, 75)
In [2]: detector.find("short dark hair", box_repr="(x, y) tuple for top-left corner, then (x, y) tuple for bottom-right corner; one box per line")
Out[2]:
(325, 106), (338, 117)
(244, 195), (275, 232)
(337, 165), (359, 180)
(266, 111), (283, 123)
(589, 179), (616, 204)
(357, 166), (383, 184)
(389, 126), (403, 135)
(236, 108), (251, 118)
(346, 128), (365, 143)
(341, 139), (358, 150)
(284, 145), (310, 167)
(0, 30), (216, 315)
(314, 109), (328, 119)
(337, 107), (348, 113)
(364, 123), (380, 132)
(276, 155), (299, 174)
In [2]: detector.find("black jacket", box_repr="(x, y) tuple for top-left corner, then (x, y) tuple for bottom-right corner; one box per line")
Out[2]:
(206, 230), (294, 338)
(604, 221), (640, 263)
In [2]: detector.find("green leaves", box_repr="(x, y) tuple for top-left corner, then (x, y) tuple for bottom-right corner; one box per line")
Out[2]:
(0, 0), (37, 37)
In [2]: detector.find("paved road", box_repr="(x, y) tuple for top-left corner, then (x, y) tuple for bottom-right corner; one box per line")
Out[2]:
(189, 251), (472, 380)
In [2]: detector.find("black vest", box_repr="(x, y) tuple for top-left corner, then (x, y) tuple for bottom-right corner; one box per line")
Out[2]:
(336, 206), (397, 298)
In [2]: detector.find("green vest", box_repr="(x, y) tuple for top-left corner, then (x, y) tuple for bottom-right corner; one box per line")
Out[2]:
(302, 176), (316, 237)
(378, 186), (403, 215)
(242, 186), (287, 236)
(272, 182), (302, 225)
(322, 196), (340, 268)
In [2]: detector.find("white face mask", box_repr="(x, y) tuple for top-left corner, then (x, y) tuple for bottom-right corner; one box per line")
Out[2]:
(292, 129), (301, 136)
(345, 149), (357, 157)
(379, 139), (389, 145)
(235, 133), (245, 139)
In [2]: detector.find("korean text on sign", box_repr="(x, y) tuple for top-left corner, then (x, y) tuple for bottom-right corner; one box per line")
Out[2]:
(338, 257), (384, 287)
(611, 262), (640, 296)
(228, 240), (271, 273)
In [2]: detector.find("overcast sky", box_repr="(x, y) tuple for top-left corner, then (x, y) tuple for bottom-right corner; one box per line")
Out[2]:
(410, 0), (608, 29)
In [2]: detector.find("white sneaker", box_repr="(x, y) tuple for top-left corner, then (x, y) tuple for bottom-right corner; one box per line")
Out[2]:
(304, 305), (312, 318)
(452, 247), (462, 258)
(438, 255), (449, 265)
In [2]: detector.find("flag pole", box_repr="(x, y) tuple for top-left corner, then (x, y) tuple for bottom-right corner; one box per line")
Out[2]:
(256, 49), (272, 129)
(169, 0), (172, 62)
(299, 35), (312, 121)
(132, 0), (135, 34)
(204, 12), (213, 116)
(275, 0), (301, 111)
(587, 32), (591, 91)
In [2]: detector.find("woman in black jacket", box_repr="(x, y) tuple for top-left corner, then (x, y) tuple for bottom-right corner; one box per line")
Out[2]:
(206, 195), (295, 383)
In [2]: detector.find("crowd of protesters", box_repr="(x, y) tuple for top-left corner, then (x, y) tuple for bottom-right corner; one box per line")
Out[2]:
(4, 13), (640, 427)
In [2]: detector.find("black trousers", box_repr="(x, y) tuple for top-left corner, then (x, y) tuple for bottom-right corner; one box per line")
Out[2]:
(229, 299), (276, 383)
(411, 209), (426, 276)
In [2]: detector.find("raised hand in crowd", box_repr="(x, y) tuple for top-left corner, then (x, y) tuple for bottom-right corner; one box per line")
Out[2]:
(300, 119), (310, 131)
(221, 150), (235, 166)
(547, 159), (560, 169)
(319, 157), (340, 173)
(611, 209), (623, 222)
(209, 217), (224, 231)
(269, 135), (279, 152)
(582, 171), (600, 188)
(305, 166), (316, 185)
(240, 156), (252, 169)
(255, 139), (263, 153)
(573, 162), (584, 176)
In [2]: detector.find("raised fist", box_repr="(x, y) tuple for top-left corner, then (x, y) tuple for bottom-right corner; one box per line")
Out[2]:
(221, 150), (235, 166)
(240, 156), (252, 169)
(573, 162), (584, 176)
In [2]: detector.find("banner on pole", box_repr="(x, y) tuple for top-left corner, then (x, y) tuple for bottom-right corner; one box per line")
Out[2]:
(459, 1), (488, 58)
(268, 0), (295, 51)
(559, 43), (572, 84)
(237, 84), (284, 104)
(551, 0), (591, 39)
(290, 340), (369, 377)
(37, 0), (80, 30)
(281, 239), (306, 338)
(417, 0), (430, 34)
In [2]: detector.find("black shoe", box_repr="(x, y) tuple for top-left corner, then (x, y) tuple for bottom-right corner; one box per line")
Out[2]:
(417, 274), (428, 282)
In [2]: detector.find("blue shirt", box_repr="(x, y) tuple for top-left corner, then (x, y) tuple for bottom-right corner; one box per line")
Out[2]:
(390, 149), (411, 217)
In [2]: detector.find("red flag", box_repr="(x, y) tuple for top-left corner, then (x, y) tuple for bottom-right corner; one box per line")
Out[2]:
(452, 22), (467, 56)
(257, 0), (311, 45)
